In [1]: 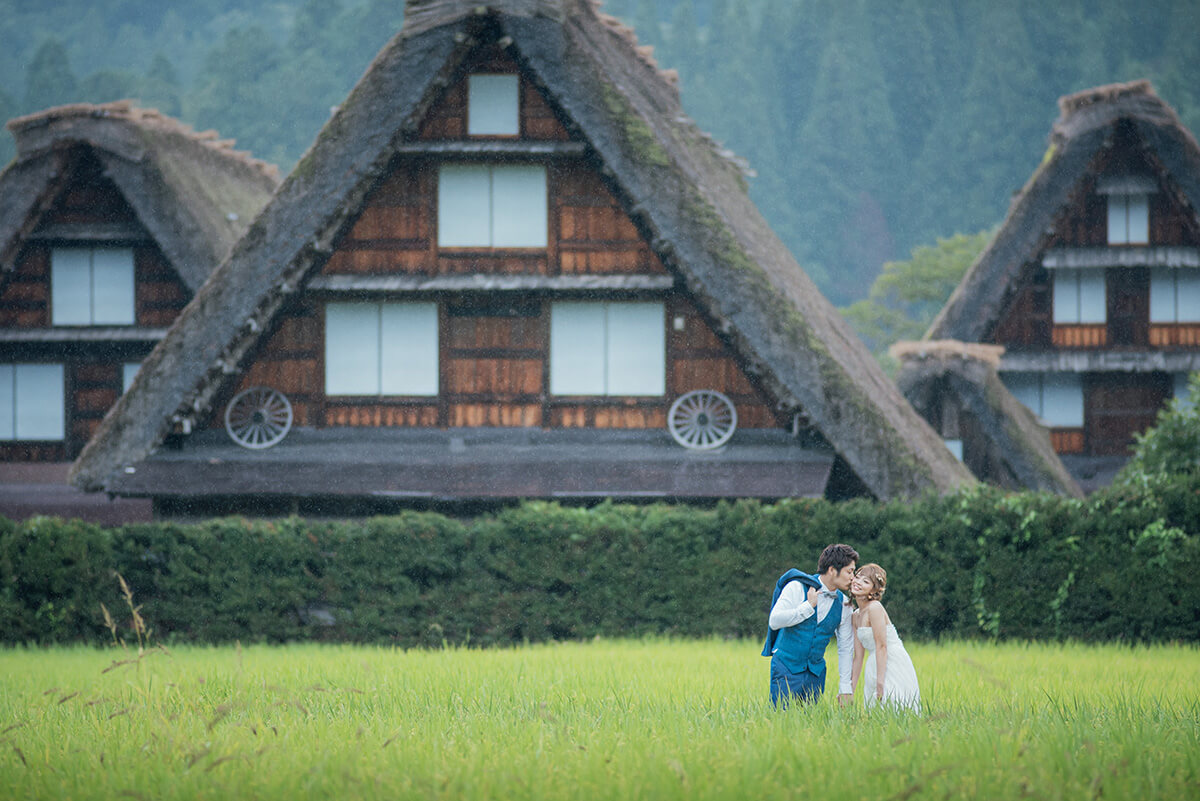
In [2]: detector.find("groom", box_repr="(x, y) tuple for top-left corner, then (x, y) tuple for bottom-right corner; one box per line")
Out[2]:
(762, 543), (858, 707)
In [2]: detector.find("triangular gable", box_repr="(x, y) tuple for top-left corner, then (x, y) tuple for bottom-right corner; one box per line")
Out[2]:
(72, 0), (971, 500)
(892, 341), (1083, 498)
(929, 81), (1200, 343)
(0, 102), (279, 293)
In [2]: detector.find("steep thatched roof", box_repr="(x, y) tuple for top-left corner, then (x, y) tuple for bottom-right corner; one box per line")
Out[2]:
(71, 0), (972, 500)
(0, 101), (279, 292)
(892, 341), (1084, 498)
(928, 81), (1200, 342)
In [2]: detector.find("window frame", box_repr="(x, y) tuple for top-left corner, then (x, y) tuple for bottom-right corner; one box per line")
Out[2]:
(1052, 267), (1106, 325)
(323, 301), (440, 397)
(548, 300), (666, 397)
(1106, 193), (1150, 245)
(467, 73), (520, 137)
(50, 246), (136, 326)
(0, 363), (65, 441)
(436, 163), (548, 249)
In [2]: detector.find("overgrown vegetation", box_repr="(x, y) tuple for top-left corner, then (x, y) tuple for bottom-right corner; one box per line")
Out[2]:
(2, 472), (1197, 647)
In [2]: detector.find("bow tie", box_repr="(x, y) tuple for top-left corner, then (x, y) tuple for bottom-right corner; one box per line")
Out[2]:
(819, 589), (838, 598)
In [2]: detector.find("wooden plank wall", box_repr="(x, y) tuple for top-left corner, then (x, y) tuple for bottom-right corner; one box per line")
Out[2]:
(209, 293), (782, 432)
(0, 164), (191, 459)
(989, 270), (1052, 347)
(213, 53), (783, 435)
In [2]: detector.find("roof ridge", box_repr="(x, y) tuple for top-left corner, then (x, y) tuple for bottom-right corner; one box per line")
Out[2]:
(7, 100), (279, 182)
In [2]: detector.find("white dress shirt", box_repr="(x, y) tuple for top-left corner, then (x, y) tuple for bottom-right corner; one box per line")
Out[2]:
(768, 577), (854, 694)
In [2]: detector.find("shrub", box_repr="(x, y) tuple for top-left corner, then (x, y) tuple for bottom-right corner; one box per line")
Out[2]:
(1, 477), (1197, 646)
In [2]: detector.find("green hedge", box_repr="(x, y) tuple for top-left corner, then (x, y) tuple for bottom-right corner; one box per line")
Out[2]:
(2, 475), (1198, 646)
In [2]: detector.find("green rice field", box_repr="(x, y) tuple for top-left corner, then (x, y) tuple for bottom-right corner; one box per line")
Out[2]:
(0, 639), (1197, 800)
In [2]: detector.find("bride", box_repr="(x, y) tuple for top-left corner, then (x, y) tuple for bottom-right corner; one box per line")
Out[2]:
(850, 564), (920, 711)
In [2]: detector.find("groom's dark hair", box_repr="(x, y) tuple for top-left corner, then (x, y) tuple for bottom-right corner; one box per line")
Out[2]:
(818, 544), (859, 574)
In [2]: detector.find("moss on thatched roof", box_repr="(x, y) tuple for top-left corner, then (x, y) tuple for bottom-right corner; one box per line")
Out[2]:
(0, 101), (279, 292)
(71, 0), (972, 500)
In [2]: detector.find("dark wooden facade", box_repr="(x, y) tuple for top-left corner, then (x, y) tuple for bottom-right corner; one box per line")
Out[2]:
(985, 127), (1200, 459)
(204, 56), (783, 438)
(0, 151), (192, 460)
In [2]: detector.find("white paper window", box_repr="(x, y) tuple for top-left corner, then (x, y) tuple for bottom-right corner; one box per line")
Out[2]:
(944, 438), (963, 461)
(0, 363), (64, 440)
(1041, 373), (1084, 427)
(325, 302), (438, 396)
(1052, 268), (1106, 324)
(51, 247), (135, 325)
(123, 362), (141, 393)
(1003, 372), (1042, 414)
(1150, 268), (1200, 323)
(1107, 194), (1149, 245)
(437, 164), (546, 247)
(1001, 371), (1083, 427)
(550, 302), (664, 396)
(468, 74), (519, 136)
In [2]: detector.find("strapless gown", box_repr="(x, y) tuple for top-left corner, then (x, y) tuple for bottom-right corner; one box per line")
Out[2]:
(857, 624), (920, 711)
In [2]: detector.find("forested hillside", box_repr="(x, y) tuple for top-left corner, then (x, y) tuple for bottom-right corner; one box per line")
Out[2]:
(2, 0), (1197, 304)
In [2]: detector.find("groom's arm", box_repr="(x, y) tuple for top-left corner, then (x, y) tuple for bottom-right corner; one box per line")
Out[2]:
(767, 582), (817, 630)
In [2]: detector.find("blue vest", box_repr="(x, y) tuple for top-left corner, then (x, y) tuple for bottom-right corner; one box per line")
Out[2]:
(763, 570), (843, 677)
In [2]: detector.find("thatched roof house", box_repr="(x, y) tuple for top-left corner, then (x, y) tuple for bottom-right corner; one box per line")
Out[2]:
(892, 341), (1083, 497)
(925, 81), (1200, 489)
(0, 101), (278, 462)
(1, 101), (279, 294)
(71, 0), (971, 510)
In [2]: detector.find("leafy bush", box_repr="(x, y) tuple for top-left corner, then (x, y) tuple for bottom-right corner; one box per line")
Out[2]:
(2, 477), (1198, 646)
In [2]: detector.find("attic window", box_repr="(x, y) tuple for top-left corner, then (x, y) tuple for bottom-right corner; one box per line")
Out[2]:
(1002, 372), (1083, 428)
(324, 302), (439, 396)
(438, 164), (547, 247)
(1052, 268), (1106, 324)
(468, 74), (519, 136)
(0, 363), (64, 440)
(549, 302), (665, 396)
(1150, 267), (1200, 323)
(51, 247), (135, 326)
(1106, 194), (1149, 244)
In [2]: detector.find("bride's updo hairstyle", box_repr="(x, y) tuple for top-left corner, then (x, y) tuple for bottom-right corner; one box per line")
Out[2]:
(855, 564), (887, 603)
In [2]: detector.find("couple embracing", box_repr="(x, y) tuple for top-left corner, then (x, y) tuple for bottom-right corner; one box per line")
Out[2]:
(762, 543), (920, 710)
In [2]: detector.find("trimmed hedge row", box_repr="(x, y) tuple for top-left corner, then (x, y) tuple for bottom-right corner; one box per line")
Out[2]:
(2, 475), (1198, 646)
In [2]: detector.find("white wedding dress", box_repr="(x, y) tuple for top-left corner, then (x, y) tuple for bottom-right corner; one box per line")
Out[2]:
(857, 624), (921, 711)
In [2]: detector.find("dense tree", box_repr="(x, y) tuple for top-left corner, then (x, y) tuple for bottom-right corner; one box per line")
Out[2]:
(23, 38), (80, 111)
(138, 52), (183, 117)
(841, 230), (991, 360)
(3, 0), (1199, 314)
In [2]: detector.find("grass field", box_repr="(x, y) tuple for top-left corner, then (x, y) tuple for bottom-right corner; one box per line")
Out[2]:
(0, 639), (1197, 800)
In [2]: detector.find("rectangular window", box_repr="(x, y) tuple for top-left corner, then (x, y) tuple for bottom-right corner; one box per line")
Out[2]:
(0, 363), (65, 440)
(123, 362), (141, 393)
(468, 74), (519, 136)
(1052, 268), (1106, 324)
(1150, 267), (1200, 323)
(324, 302), (438, 396)
(1001, 371), (1084, 428)
(1107, 194), (1149, 244)
(51, 247), (135, 325)
(437, 164), (547, 248)
(549, 301), (664, 396)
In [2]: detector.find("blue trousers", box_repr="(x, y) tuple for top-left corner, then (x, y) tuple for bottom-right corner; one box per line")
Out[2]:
(770, 661), (824, 707)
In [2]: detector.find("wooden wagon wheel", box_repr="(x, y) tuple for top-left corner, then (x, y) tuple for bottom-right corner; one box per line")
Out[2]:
(224, 387), (293, 449)
(668, 389), (737, 450)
